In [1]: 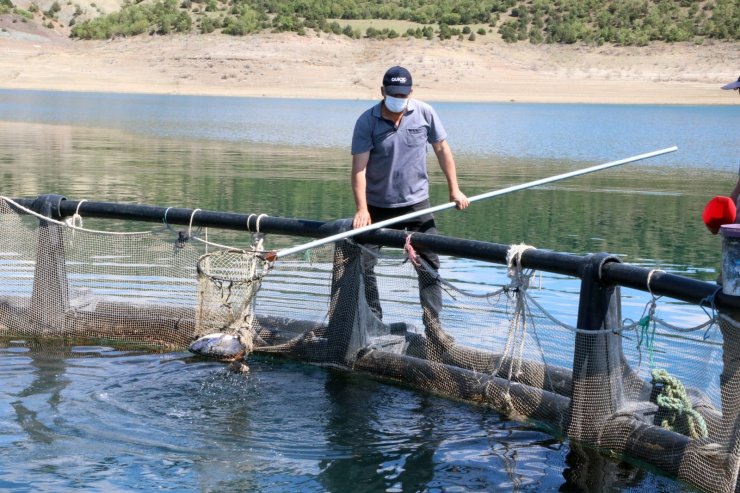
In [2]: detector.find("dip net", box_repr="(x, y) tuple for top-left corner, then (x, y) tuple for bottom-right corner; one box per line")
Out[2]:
(195, 249), (269, 340)
(1, 196), (739, 493)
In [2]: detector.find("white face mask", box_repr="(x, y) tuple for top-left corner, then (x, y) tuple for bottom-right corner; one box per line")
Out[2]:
(384, 95), (408, 113)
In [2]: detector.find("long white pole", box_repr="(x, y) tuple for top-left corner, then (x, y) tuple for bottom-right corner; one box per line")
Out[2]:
(268, 146), (678, 261)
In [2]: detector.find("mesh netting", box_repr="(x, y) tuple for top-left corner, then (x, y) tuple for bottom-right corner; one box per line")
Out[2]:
(195, 249), (269, 338)
(1, 196), (739, 493)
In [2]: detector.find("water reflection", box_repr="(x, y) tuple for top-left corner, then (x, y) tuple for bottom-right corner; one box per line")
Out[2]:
(319, 371), (439, 492)
(11, 345), (69, 445)
(0, 120), (730, 282)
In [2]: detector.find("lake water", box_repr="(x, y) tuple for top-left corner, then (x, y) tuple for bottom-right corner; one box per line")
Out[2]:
(0, 89), (738, 492)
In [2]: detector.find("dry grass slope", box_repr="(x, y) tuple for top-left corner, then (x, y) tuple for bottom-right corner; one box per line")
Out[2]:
(0, 1), (738, 104)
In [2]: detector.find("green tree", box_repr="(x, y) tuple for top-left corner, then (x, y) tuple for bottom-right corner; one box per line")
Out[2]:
(65, 0), (740, 44)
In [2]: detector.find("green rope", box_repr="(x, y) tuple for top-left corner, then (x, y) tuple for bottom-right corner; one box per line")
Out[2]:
(651, 368), (708, 439)
(638, 312), (656, 366)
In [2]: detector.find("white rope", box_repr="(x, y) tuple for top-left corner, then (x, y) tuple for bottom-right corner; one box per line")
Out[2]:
(255, 214), (268, 233)
(0, 196), (151, 236)
(0, 196), (256, 252)
(253, 214), (268, 251)
(652, 315), (717, 334)
(64, 199), (87, 228)
(188, 211), (269, 253)
(187, 208), (201, 238)
(647, 269), (665, 298)
(63, 199), (87, 244)
(506, 243), (535, 290)
(495, 244), (539, 381)
(354, 239), (727, 340)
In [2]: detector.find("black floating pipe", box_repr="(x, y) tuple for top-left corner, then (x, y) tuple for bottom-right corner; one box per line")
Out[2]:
(9, 196), (740, 312)
(567, 253), (625, 442)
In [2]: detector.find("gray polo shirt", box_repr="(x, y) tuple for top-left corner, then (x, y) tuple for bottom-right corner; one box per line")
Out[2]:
(351, 99), (447, 208)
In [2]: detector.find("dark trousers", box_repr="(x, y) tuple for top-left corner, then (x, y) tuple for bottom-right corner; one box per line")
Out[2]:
(362, 199), (442, 330)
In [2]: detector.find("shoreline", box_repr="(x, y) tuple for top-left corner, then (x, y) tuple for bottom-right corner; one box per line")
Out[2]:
(1, 24), (739, 105)
(1, 86), (737, 106)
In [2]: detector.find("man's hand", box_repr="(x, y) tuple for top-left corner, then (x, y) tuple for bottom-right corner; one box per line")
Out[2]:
(353, 209), (372, 229)
(351, 153), (371, 228)
(450, 190), (470, 210)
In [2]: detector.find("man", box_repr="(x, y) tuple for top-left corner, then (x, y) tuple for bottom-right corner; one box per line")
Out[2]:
(350, 65), (470, 351)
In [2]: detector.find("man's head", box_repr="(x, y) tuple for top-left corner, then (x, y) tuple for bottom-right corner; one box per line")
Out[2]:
(382, 66), (413, 98)
(721, 75), (740, 95)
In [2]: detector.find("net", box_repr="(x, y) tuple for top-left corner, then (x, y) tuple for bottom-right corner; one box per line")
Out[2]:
(0, 195), (739, 493)
(194, 249), (269, 352)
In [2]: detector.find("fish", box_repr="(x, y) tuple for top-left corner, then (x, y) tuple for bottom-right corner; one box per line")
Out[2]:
(188, 332), (248, 361)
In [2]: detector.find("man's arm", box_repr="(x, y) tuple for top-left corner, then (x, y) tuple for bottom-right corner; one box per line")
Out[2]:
(352, 151), (372, 228)
(432, 139), (469, 210)
(731, 177), (740, 206)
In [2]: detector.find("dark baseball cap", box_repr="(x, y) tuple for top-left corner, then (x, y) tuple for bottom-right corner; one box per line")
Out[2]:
(383, 66), (413, 95)
(721, 76), (740, 90)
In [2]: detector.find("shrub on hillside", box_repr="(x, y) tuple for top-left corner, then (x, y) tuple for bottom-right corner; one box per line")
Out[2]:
(64, 0), (739, 44)
(71, 0), (191, 38)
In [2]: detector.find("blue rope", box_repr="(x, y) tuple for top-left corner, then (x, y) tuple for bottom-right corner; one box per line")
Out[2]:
(699, 286), (722, 340)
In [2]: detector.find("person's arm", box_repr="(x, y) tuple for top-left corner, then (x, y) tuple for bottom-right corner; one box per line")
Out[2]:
(352, 151), (371, 228)
(432, 139), (469, 210)
(731, 177), (740, 205)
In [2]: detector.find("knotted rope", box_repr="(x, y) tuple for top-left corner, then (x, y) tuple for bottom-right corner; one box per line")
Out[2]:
(404, 232), (421, 267)
(651, 368), (708, 439)
(506, 243), (535, 291)
(498, 244), (537, 391)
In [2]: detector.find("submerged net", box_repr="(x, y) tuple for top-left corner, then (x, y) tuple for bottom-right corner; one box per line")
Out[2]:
(1, 196), (739, 493)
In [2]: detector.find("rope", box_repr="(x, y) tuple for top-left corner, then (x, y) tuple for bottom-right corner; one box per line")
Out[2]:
(185, 208), (258, 253)
(187, 208), (201, 239)
(651, 368), (708, 439)
(1, 196), (253, 253)
(699, 286), (722, 340)
(404, 232), (421, 267)
(497, 244), (537, 381)
(64, 199), (87, 245)
(646, 269), (664, 298)
(506, 243), (535, 290)
(64, 199), (87, 228)
(636, 269), (664, 367)
(0, 196), (151, 235)
(637, 306), (657, 366)
(163, 207), (172, 228)
(253, 213), (268, 252)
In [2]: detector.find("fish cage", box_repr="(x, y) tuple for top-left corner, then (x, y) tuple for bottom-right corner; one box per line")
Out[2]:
(2, 194), (740, 493)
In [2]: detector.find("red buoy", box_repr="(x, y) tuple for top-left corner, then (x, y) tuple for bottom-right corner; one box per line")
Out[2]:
(703, 196), (737, 234)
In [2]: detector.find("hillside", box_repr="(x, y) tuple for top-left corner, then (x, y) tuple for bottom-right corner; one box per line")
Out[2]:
(1, 0), (738, 44)
(0, 0), (738, 104)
